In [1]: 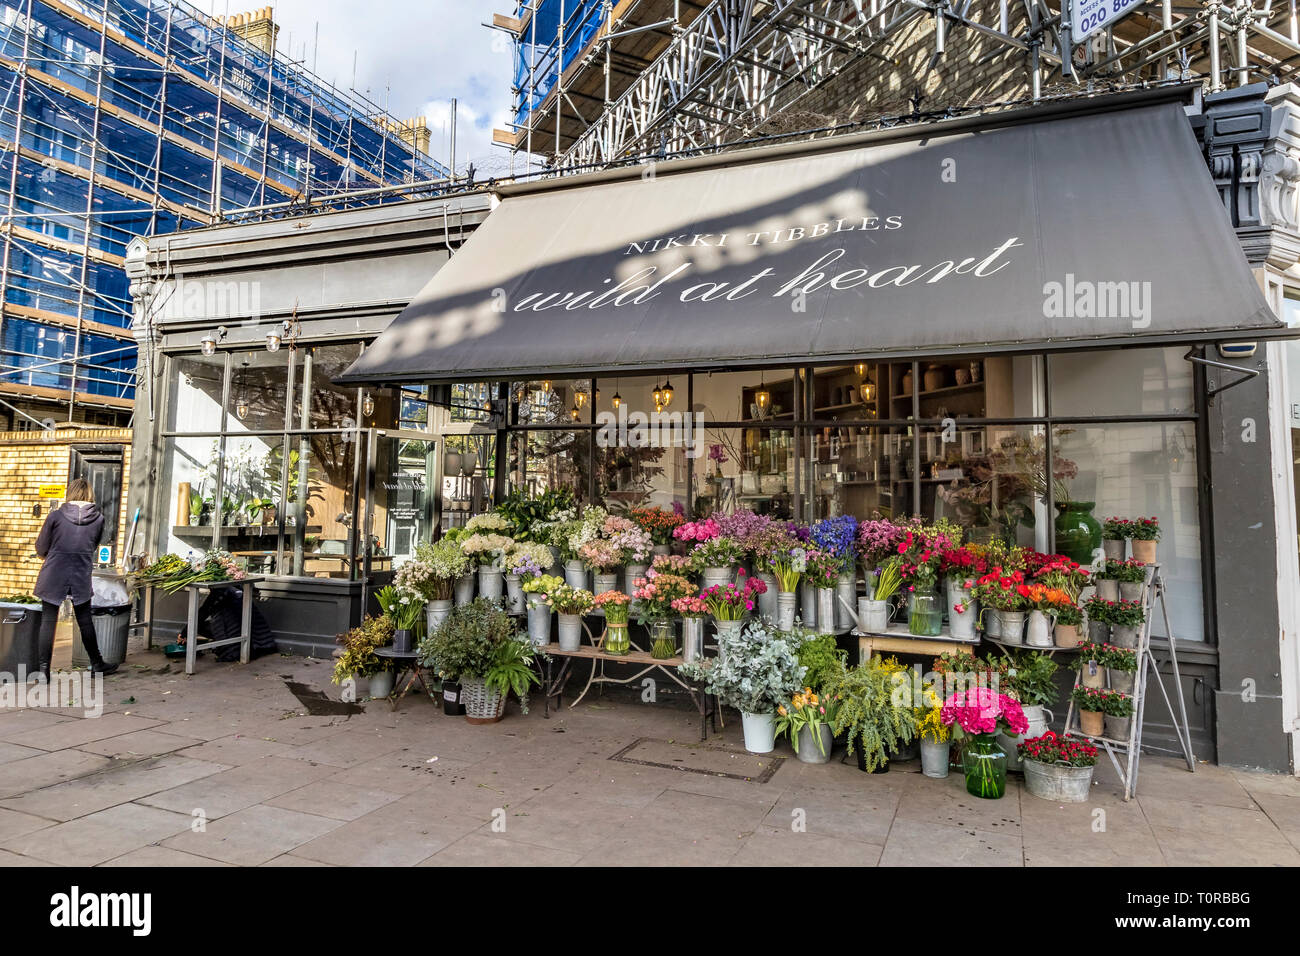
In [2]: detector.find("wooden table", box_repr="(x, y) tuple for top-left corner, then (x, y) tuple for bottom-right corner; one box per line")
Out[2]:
(855, 625), (980, 663)
(541, 639), (716, 741)
(170, 576), (263, 675)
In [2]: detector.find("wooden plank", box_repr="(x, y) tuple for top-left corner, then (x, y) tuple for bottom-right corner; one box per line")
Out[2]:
(540, 642), (682, 666)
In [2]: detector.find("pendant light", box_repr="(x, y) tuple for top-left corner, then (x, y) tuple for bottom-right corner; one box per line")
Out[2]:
(660, 378), (674, 407)
(652, 381), (663, 407)
(362, 393), (375, 417)
(861, 379), (876, 402)
(570, 404), (581, 421)
(755, 376), (771, 413)
(234, 359), (249, 420)
(235, 397), (249, 420)
(855, 361), (869, 379)
(611, 379), (622, 409)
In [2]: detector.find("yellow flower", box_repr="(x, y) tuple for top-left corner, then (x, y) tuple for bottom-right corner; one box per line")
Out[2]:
(777, 705), (787, 717)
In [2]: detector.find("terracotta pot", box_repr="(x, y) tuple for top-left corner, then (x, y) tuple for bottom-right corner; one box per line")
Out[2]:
(923, 364), (945, 392)
(1131, 539), (1158, 564)
(1054, 622), (1081, 647)
(1079, 709), (1104, 737)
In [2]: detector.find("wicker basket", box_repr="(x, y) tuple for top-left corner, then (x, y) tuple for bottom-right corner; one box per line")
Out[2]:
(461, 677), (506, 724)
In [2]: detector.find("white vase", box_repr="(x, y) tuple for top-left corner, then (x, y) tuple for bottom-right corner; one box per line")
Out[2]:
(454, 572), (475, 606)
(557, 613), (583, 651)
(526, 603), (552, 646)
(816, 588), (836, 634)
(835, 572), (856, 632)
(564, 559), (587, 591)
(740, 712), (776, 754)
(478, 566), (503, 602)
(425, 599), (453, 635)
(505, 574), (526, 614)
(757, 571), (778, 619)
(776, 591), (797, 631)
(592, 572), (618, 596)
(1026, 610), (1054, 648)
(946, 580), (978, 640)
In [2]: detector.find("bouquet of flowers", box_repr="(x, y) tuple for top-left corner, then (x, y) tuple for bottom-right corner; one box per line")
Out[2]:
(531, 507), (578, 549)
(461, 532), (515, 569)
(856, 515), (917, 569)
(691, 535), (744, 569)
(602, 515), (653, 565)
(629, 505), (684, 546)
(768, 545), (807, 593)
(717, 510), (774, 556)
(506, 542), (554, 582)
(670, 595), (709, 618)
(939, 544), (989, 582)
(546, 584), (594, 616)
(155, 549), (247, 594)
(802, 549), (842, 590)
(701, 570), (767, 620)
(896, 523), (961, 592)
(1019, 583), (1077, 617)
(521, 574), (563, 599)
(593, 590), (632, 626)
(810, 515), (859, 572)
(941, 687), (1029, 739)
(394, 538), (469, 601)
(578, 536), (623, 572)
(1018, 731), (1098, 767)
(673, 517), (721, 544)
(775, 687), (842, 757)
(1031, 554), (1090, 598)
(376, 585), (425, 632)
(562, 505), (609, 562)
(652, 552), (700, 579)
(632, 571), (698, 623)
(971, 568), (1028, 612)
(465, 513), (511, 534)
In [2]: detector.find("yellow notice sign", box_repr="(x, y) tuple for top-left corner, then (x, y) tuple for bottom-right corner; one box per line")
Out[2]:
(38, 484), (66, 499)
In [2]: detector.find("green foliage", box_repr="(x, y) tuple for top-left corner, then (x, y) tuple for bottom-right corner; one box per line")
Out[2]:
(872, 557), (903, 603)
(496, 487), (576, 541)
(331, 615), (394, 683)
(793, 631), (846, 692)
(416, 597), (516, 682)
(823, 656), (917, 772)
(483, 637), (542, 715)
(1002, 649), (1059, 708)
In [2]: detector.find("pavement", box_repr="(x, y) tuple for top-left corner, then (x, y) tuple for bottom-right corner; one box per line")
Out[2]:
(0, 633), (1298, 867)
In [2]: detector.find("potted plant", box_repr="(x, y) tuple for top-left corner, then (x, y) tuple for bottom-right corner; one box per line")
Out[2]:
(1075, 641), (1108, 689)
(689, 533), (744, 591)
(1101, 516), (1131, 562)
(973, 567), (1028, 643)
(671, 594), (709, 662)
(897, 524), (960, 636)
(441, 528), (476, 605)
(632, 570), (696, 660)
(860, 557), (902, 632)
(1101, 687), (1136, 740)
(1106, 558), (1148, 602)
(521, 573), (562, 646)
(1019, 583), (1073, 648)
(1019, 731), (1099, 803)
(775, 687), (841, 763)
(941, 544), (988, 640)
(1054, 602), (1084, 647)
(1071, 685), (1119, 737)
(417, 597), (541, 723)
(822, 655), (917, 773)
(1110, 599), (1145, 649)
(941, 687), (1028, 799)
(330, 615), (394, 699)
(998, 649), (1058, 771)
(811, 514), (859, 631)
(1128, 516), (1160, 564)
(793, 631), (846, 692)
(629, 505), (684, 557)
(679, 621), (804, 754)
(1093, 561), (1120, 602)
(1103, 643), (1139, 694)
(545, 584), (594, 651)
(376, 585), (424, 654)
(1083, 595), (1114, 644)
(395, 538), (468, 634)
(916, 691), (951, 778)
(701, 570), (766, 641)
(462, 514), (514, 601)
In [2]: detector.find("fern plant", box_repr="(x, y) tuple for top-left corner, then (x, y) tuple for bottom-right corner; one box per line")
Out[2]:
(793, 630), (846, 691)
(484, 637), (542, 714)
(823, 655), (917, 771)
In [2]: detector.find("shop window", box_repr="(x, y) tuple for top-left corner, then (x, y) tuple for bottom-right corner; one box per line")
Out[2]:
(509, 430), (589, 508)
(1050, 347), (1193, 416)
(514, 379), (591, 425)
(165, 353), (224, 433)
(304, 344), (363, 429)
(156, 434), (221, 556)
(368, 434), (436, 568)
(692, 369), (797, 423)
(441, 432), (500, 531)
(225, 350), (289, 432)
(694, 427), (795, 521)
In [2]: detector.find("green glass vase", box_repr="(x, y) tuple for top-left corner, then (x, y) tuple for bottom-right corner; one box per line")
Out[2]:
(604, 624), (630, 655)
(1053, 500), (1102, 566)
(908, 586), (943, 636)
(961, 734), (1007, 799)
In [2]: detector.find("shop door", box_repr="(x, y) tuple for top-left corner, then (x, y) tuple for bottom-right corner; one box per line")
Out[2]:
(366, 430), (437, 572)
(69, 447), (122, 553)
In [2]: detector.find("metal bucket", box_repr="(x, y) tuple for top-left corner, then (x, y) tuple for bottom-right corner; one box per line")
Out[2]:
(1023, 760), (1094, 803)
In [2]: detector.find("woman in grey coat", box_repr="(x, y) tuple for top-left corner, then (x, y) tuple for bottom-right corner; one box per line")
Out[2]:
(34, 478), (117, 678)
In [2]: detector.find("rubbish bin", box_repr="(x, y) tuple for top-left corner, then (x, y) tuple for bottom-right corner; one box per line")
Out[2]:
(0, 601), (41, 679)
(86, 605), (132, 667)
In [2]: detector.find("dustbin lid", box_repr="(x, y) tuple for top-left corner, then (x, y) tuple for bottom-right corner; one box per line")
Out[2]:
(90, 604), (132, 615)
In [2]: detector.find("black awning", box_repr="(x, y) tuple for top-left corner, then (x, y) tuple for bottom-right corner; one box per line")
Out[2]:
(339, 92), (1280, 386)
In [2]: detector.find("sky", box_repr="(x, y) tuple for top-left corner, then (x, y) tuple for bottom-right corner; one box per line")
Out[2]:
(221, 1), (521, 178)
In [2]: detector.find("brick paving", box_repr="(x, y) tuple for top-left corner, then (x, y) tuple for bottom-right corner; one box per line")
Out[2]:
(0, 636), (1297, 867)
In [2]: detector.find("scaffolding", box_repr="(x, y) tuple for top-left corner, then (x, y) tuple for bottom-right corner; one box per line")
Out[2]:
(496, 0), (1300, 172)
(0, 0), (448, 422)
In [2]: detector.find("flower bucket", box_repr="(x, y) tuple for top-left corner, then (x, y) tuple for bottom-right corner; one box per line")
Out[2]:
(1119, 581), (1144, 603)
(757, 572), (778, 619)
(681, 617), (704, 663)
(1112, 624), (1140, 649)
(526, 603), (552, 647)
(592, 572), (618, 596)
(713, 619), (743, 642)
(800, 581), (817, 628)
(505, 574), (526, 614)
(454, 572), (475, 606)
(702, 565), (733, 591)
(368, 670), (394, 698)
(984, 607), (1003, 638)
(999, 610), (1027, 645)
(557, 613), (583, 651)
(441, 681), (465, 716)
(1104, 714), (1132, 741)
(835, 572), (857, 631)
(860, 599), (891, 632)
(816, 588), (837, 634)
(1079, 709), (1104, 737)
(920, 738), (950, 778)
(776, 591), (798, 631)
(999, 705), (1052, 772)
(1109, 668), (1136, 694)
(461, 677), (506, 724)
(1023, 760), (1094, 803)
(393, 628), (413, 654)
(1131, 539), (1158, 565)
(741, 712), (776, 754)
(652, 544), (671, 557)
(1081, 657), (1106, 688)
(795, 724), (834, 764)
(1026, 610), (1054, 648)
(1102, 539), (1126, 562)
(564, 560), (587, 591)
(426, 599), (453, 636)
(625, 563), (648, 597)
(1096, 579), (1120, 602)
(1087, 619), (1110, 644)
(1054, 622), (1081, 648)
(548, 546), (564, 576)
(947, 582), (978, 640)
(478, 566), (504, 602)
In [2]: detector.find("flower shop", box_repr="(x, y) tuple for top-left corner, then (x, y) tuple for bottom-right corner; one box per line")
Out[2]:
(127, 85), (1300, 773)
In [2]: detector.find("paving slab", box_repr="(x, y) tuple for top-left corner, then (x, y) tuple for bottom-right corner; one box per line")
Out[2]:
(0, 754), (230, 821)
(163, 804), (342, 866)
(0, 748), (115, 799)
(78, 730), (205, 759)
(1, 802), (194, 866)
(100, 845), (234, 866)
(264, 779), (405, 821)
(420, 832), (585, 867)
(0, 713), (164, 752)
(136, 755), (338, 819)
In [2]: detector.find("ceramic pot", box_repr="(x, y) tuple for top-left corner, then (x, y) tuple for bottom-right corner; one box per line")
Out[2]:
(954, 367), (971, 386)
(1104, 713), (1132, 741)
(1112, 624), (1140, 649)
(1079, 709), (1104, 737)
(776, 591), (798, 631)
(564, 560), (587, 591)
(557, 613), (583, 651)
(426, 599), (453, 635)
(1120, 581), (1144, 602)
(443, 451), (461, 477)
(478, 566), (504, 602)
(795, 724), (834, 763)
(1054, 622), (1081, 648)
(923, 364), (945, 391)
(1131, 539), (1158, 564)
(1054, 501), (1103, 566)
(505, 574), (526, 614)
(1109, 668), (1136, 694)
(1023, 760), (1094, 803)
(920, 738), (951, 778)
(454, 572), (475, 606)
(1026, 610), (1054, 648)
(741, 712), (776, 754)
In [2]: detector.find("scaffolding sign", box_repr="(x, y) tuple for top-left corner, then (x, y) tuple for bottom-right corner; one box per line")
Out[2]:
(1072, 0), (1143, 42)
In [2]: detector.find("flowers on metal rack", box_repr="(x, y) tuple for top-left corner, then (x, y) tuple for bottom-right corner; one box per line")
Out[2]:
(1031, 553), (1090, 598)
(506, 542), (554, 582)
(690, 535), (744, 569)
(1102, 516), (1134, 539)
(701, 570), (767, 620)
(971, 568), (1028, 612)
(1071, 686), (1135, 717)
(1017, 731), (1099, 767)
(673, 517), (722, 543)
(629, 505), (685, 546)
(940, 686), (1029, 738)
(1128, 516), (1161, 541)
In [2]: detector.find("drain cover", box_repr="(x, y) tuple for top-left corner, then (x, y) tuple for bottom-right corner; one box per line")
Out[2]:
(609, 737), (784, 783)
